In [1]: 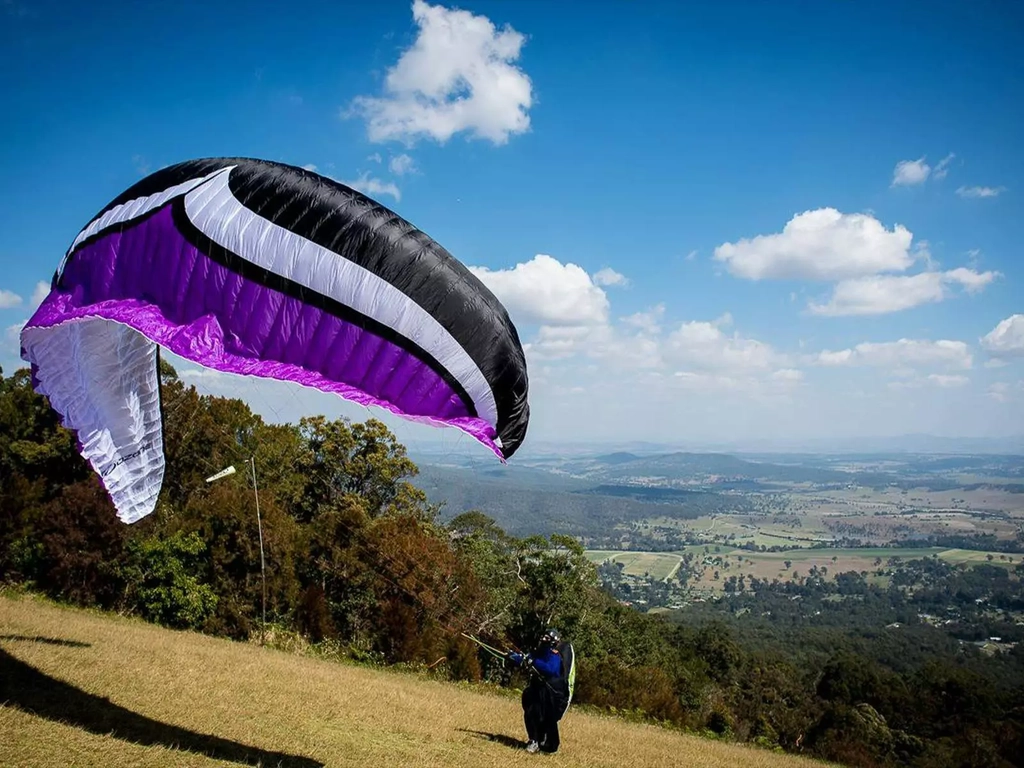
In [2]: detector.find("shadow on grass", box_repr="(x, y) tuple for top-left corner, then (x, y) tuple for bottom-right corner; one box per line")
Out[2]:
(0, 634), (91, 648)
(457, 728), (525, 750)
(0, 648), (324, 768)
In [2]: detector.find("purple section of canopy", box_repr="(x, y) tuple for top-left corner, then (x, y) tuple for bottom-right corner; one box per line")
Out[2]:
(24, 204), (501, 456)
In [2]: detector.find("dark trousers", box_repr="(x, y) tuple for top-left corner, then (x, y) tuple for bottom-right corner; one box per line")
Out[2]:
(522, 680), (567, 753)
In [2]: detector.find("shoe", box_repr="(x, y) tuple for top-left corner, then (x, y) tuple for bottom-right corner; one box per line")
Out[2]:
(525, 740), (540, 753)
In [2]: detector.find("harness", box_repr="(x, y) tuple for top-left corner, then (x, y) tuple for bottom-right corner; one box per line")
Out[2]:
(529, 642), (576, 716)
(559, 641), (576, 707)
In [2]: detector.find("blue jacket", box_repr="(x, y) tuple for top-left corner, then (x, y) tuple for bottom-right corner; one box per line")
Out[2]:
(529, 646), (562, 678)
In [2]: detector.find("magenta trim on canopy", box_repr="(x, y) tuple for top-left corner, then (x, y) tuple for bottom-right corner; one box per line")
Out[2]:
(25, 292), (504, 461)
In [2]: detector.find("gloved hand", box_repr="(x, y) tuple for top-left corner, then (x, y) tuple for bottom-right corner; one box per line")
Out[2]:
(508, 651), (524, 666)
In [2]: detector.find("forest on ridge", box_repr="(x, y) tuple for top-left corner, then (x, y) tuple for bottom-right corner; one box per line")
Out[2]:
(1, 362), (1022, 768)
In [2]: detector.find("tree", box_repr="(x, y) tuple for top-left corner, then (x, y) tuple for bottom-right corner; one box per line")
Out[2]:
(446, 510), (523, 640)
(175, 478), (301, 639)
(505, 533), (604, 656)
(294, 416), (427, 523)
(362, 510), (486, 666)
(32, 477), (128, 607)
(116, 530), (218, 629)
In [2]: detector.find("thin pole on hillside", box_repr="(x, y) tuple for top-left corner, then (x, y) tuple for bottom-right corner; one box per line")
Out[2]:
(250, 455), (267, 646)
(206, 460), (267, 646)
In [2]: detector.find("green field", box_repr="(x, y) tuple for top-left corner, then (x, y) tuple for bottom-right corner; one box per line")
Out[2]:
(584, 550), (683, 581)
(586, 545), (1023, 593)
(632, 484), (1024, 552)
(641, 514), (837, 550)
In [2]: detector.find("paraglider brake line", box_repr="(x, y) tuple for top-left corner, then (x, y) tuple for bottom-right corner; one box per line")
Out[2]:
(460, 632), (559, 695)
(460, 632), (509, 661)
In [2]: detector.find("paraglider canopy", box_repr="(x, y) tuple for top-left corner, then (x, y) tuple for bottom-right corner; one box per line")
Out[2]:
(21, 157), (529, 524)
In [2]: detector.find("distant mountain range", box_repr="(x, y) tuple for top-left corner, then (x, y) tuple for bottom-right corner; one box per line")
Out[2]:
(412, 445), (1023, 537)
(407, 433), (1024, 462)
(529, 451), (901, 486)
(412, 462), (751, 537)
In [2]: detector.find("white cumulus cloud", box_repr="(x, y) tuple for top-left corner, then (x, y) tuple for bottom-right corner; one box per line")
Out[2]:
(807, 268), (999, 316)
(622, 304), (665, 334)
(30, 281), (49, 309)
(665, 313), (786, 373)
(0, 289), (22, 309)
(2, 320), (26, 359)
(348, 0), (533, 146)
(713, 208), (916, 281)
(523, 325), (594, 361)
(814, 339), (973, 371)
(520, 306), (800, 400)
(980, 314), (1024, 359)
(469, 254), (609, 327)
(499, 277), (796, 391)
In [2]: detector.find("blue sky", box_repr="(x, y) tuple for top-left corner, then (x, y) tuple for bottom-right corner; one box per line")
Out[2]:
(1, 0), (1022, 451)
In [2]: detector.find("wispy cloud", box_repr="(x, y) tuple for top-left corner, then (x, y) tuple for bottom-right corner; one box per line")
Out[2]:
(389, 154), (417, 175)
(890, 152), (955, 186)
(891, 157), (931, 187)
(339, 172), (401, 202)
(132, 155), (151, 176)
(593, 267), (629, 287)
(956, 185), (1006, 199)
(932, 152), (955, 180)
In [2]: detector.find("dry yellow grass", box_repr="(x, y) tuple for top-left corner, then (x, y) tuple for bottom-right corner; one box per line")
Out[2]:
(0, 593), (832, 768)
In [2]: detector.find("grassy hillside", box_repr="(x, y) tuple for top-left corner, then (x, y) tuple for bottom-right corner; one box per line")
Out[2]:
(0, 593), (830, 768)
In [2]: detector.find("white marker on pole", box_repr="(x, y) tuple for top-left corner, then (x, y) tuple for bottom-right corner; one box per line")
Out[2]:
(204, 465), (237, 483)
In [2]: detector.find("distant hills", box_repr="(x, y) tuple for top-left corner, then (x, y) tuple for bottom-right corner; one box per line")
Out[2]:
(492, 450), (904, 488)
(751, 434), (1024, 455)
(413, 463), (750, 537)
(408, 433), (1024, 460)
(412, 447), (1023, 538)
